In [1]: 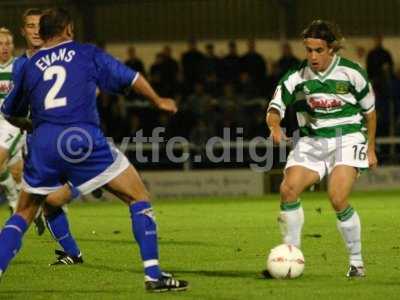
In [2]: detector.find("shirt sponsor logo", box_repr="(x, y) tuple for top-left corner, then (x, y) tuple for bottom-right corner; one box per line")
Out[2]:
(308, 97), (342, 111)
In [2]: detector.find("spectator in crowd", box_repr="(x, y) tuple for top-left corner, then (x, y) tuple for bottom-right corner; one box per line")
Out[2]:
(240, 39), (267, 90)
(245, 109), (267, 140)
(392, 68), (400, 136)
(277, 42), (300, 77)
(203, 43), (221, 78)
(265, 62), (281, 99)
(217, 83), (245, 132)
(160, 45), (179, 96)
(181, 38), (205, 91)
(237, 72), (261, 100)
(125, 46), (146, 76)
(125, 112), (142, 137)
(97, 92), (126, 142)
(202, 43), (222, 97)
(367, 35), (394, 136)
(190, 119), (216, 147)
(367, 35), (394, 80)
(204, 72), (222, 98)
(355, 45), (367, 68)
(222, 41), (241, 85)
(150, 53), (168, 95)
(183, 82), (218, 130)
(125, 46), (146, 101)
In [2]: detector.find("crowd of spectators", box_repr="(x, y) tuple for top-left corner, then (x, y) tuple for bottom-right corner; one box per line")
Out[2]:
(97, 37), (400, 145)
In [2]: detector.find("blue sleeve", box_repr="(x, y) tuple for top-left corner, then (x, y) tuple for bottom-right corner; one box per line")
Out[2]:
(93, 47), (138, 94)
(1, 61), (29, 118)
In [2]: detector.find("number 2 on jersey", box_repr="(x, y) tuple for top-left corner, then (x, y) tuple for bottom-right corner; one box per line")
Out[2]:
(44, 65), (67, 110)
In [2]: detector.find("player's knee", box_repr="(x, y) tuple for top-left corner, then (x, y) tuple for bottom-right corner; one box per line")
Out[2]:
(0, 148), (9, 167)
(15, 195), (43, 224)
(46, 192), (65, 207)
(9, 168), (21, 183)
(329, 192), (348, 212)
(9, 162), (22, 183)
(280, 181), (299, 201)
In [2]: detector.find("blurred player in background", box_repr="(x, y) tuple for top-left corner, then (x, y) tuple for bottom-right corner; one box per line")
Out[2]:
(0, 8), (188, 292)
(0, 28), (24, 219)
(266, 20), (377, 277)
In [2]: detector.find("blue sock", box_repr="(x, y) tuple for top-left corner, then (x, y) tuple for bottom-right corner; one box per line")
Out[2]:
(130, 201), (162, 280)
(46, 208), (80, 257)
(0, 214), (28, 273)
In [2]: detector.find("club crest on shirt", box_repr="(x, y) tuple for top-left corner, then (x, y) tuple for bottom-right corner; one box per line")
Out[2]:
(303, 85), (310, 95)
(335, 82), (349, 94)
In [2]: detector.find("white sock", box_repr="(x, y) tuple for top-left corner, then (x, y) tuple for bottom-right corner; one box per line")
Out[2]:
(0, 170), (19, 212)
(35, 206), (43, 219)
(278, 201), (304, 248)
(336, 209), (363, 267)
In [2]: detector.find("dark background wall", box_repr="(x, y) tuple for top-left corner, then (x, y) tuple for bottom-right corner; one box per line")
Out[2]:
(0, 0), (399, 45)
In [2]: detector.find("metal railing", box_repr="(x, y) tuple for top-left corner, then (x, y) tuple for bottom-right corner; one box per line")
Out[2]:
(120, 136), (400, 171)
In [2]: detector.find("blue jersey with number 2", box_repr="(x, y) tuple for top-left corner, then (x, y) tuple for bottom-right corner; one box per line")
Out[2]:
(0, 40), (136, 194)
(2, 40), (137, 127)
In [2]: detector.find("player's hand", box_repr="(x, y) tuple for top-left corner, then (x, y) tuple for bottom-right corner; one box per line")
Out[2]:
(156, 98), (178, 114)
(269, 126), (288, 145)
(367, 148), (378, 169)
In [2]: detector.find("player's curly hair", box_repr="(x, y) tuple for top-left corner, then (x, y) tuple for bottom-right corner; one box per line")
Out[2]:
(302, 20), (344, 52)
(39, 7), (72, 41)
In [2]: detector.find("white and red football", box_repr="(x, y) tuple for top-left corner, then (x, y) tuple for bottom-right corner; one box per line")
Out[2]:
(266, 244), (305, 279)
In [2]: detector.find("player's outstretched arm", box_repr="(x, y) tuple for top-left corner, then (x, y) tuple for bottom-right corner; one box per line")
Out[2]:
(364, 110), (378, 169)
(132, 74), (178, 114)
(266, 108), (286, 144)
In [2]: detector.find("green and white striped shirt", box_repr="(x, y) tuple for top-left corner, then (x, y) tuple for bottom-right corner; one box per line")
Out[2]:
(268, 55), (375, 138)
(0, 57), (15, 119)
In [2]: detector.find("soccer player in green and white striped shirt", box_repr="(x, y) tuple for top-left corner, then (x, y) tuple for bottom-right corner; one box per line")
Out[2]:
(266, 20), (377, 277)
(0, 28), (24, 214)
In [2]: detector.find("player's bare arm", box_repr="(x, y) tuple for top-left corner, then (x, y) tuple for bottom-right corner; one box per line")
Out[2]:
(132, 74), (178, 114)
(364, 110), (378, 169)
(266, 108), (286, 144)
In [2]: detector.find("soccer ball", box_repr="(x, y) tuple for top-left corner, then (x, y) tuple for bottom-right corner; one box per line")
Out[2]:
(266, 244), (305, 279)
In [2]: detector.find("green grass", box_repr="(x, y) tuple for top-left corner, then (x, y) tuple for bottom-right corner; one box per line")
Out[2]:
(1, 190), (400, 299)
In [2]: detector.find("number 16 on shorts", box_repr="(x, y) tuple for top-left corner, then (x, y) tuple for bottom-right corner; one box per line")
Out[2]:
(336, 143), (368, 169)
(352, 144), (367, 161)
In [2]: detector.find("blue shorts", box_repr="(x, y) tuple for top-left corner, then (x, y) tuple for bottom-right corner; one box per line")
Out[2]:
(22, 123), (129, 195)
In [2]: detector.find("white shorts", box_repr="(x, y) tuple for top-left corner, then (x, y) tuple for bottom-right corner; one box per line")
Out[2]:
(285, 132), (369, 180)
(0, 118), (25, 165)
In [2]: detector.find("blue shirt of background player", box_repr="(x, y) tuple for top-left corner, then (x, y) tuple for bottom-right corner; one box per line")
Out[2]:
(3, 54), (30, 118)
(2, 40), (137, 128)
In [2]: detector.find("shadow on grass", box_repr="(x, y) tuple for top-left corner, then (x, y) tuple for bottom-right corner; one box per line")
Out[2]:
(69, 263), (259, 279)
(80, 263), (135, 273)
(168, 269), (259, 279)
(74, 238), (223, 248)
(0, 289), (132, 295)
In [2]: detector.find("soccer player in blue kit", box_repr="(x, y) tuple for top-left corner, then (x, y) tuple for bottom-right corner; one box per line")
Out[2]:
(0, 8), (188, 292)
(14, 8), (84, 265)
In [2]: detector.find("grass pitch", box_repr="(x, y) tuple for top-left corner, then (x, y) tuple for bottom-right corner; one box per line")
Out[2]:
(0, 190), (400, 300)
